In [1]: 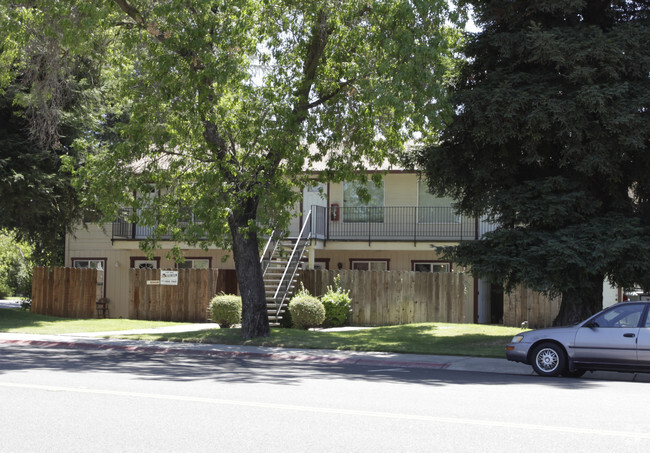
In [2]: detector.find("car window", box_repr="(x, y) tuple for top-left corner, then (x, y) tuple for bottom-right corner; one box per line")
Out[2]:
(591, 304), (645, 328)
(645, 309), (650, 328)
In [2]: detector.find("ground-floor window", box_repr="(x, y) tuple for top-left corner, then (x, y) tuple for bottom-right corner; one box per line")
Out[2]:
(412, 261), (451, 272)
(72, 258), (106, 299)
(130, 257), (160, 269)
(176, 258), (211, 269)
(350, 260), (389, 271)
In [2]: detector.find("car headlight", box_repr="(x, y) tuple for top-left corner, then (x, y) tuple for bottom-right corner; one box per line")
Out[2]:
(511, 335), (525, 343)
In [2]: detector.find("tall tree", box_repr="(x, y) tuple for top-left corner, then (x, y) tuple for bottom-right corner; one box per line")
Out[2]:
(419, 0), (650, 325)
(0, 8), (103, 265)
(2, 1), (464, 338)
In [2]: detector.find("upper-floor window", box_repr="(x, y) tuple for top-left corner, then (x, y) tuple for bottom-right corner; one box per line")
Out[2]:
(343, 180), (384, 223)
(417, 180), (459, 224)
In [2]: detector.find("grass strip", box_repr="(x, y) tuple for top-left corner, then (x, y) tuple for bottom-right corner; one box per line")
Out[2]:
(0, 309), (190, 334)
(121, 323), (522, 358)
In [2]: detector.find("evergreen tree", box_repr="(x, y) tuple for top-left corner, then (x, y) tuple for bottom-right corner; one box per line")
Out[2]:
(419, 0), (650, 325)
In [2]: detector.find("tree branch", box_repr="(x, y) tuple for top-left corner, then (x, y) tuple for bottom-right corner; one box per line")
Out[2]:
(112, 0), (169, 43)
(293, 9), (330, 121)
(296, 79), (355, 111)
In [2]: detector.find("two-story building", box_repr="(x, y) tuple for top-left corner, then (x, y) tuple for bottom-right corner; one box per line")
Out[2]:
(65, 170), (503, 322)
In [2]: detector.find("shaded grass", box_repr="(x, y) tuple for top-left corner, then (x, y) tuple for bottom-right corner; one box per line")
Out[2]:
(0, 308), (523, 358)
(123, 323), (523, 358)
(0, 309), (191, 334)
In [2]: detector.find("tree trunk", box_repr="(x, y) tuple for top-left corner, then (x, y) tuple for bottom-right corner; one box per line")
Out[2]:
(228, 198), (270, 339)
(554, 274), (604, 326)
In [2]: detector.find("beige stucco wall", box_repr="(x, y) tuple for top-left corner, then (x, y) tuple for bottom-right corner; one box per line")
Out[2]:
(311, 245), (461, 272)
(327, 172), (425, 208)
(65, 225), (235, 318)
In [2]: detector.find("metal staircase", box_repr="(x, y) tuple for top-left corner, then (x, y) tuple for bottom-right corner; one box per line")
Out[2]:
(260, 211), (312, 326)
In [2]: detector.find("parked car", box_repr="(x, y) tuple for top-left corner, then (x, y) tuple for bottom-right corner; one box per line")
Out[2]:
(506, 301), (650, 377)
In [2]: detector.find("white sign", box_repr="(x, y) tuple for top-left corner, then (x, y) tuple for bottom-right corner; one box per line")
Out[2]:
(160, 270), (179, 286)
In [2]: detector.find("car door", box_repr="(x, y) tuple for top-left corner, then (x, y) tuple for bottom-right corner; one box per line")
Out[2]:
(636, 307), (650, 366)
(572, 303), (645, 366)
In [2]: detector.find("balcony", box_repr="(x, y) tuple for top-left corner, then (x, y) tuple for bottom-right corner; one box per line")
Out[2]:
(111, 208), (205, 241)
(310, 206), (477, 244)
(112, 206), (481, 244)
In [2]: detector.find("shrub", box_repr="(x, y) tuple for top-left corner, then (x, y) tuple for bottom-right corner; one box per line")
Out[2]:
(209, 294), (242, 328)
(0, 280), (11, 299)
(279, 283), (309, 328)
(288, 294), (325, 330)
(321, 275), (352, 328)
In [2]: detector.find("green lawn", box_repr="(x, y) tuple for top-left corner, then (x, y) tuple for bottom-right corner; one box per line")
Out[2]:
(0, 308), (523, 358)
(0, 308), (191, 334)
(124, 322), (522, 358)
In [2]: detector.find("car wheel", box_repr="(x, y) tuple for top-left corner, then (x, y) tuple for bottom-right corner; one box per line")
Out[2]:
(561, 368), (586, 378)
(531, 342), (566, 377)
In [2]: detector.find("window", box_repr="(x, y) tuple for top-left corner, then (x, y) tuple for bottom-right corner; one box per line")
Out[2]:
(131, 258), (159, 269)
(350, 260), (388, 271)
(591, 304), (645, 328)
(176, 258), (211, 269)
(72, 258), (106, 299)
(413, 262), (450, 272)
(343, 180), (384, 223)
(417, 179), (459, 224)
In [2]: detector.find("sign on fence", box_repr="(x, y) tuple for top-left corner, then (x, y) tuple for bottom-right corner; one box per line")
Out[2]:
(129, 268), (237, 322)
(160, 270), (179, 286)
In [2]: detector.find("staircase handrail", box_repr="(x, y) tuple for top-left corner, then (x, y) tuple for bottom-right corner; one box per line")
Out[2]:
(273, 210), (312, 315)
(260, 232), (281, 276)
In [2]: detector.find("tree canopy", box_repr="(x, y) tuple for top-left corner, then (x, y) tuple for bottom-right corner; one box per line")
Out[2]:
(419, 0), (650, 324)
(2, 1), (464, 337)
(0, 10), (101, 265)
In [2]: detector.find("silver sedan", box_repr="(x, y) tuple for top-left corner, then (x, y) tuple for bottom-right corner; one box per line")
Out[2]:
(506, 301), (650, 377)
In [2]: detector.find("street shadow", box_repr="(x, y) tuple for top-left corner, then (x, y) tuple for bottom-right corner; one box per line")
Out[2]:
(0, 343), (643, 389)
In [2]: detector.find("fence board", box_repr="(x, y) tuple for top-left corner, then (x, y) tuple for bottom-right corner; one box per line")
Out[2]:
(31, 267), (98, 318)
(127, 268), (226, 322)
(298, 270), (475, 326)
(503, 286), (561, 328)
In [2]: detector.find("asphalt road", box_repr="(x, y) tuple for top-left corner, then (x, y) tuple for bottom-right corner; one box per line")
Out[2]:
(1, 344), (649, 452)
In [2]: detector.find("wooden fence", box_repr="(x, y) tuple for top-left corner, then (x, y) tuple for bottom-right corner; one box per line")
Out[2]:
(298, 270), (474, 325)
(503, 287), (561, 329)
(31, 267), (98, 318)
(129, 268), (237, 322)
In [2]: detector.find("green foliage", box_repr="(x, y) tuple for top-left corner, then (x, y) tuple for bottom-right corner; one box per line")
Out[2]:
(288, 294), (325, 330)
(321, 275), (351, 328)
(0, 232), (33, 297)
(0, 4), (106, 265)
(278, 283), (311, 328)
(0, 281), (11, 299)
(209, 294), (242, 328)
(20, 298), (31, 311)
(418, 1), (650, 322)
(1, 0), (465, 338)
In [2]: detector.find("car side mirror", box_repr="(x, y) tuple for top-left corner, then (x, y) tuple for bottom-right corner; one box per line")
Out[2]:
(584, 321), (599, 328)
